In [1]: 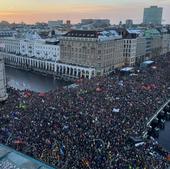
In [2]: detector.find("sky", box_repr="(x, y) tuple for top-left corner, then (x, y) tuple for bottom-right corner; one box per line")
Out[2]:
(0, 0), (170, 24)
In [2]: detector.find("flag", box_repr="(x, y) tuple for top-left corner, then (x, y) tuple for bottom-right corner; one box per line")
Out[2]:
(112, 108), (120, 113)
(60, 148), (64, 156)
(60, 144), (65, 156)
(19, 103), (27, 109)
(14, 140), (23, 144)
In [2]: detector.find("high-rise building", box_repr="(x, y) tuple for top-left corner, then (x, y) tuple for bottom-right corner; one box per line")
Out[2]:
(0, 55), (8, 102)
(143, 6), (163, 25)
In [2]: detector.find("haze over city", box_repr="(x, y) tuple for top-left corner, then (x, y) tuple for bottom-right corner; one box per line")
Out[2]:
(0, 0), (170, 24)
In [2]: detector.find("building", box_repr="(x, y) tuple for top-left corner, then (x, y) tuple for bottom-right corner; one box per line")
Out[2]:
(157, 27), (170, 55)
(2, 52), (96, 80)
(0, 38), (20, 55)
(143, 6), (163, 25)
(48, 20), (64, 28)
(60, 30), (124, 76)
(0, 144), (55, 169)
(116, 28), (146, 66)
(0, 30), (16, 38)
(0, 33), (60, 62)
(0, 55), (8, 102)
(0, 31), (96, 80)
(125, 19), (133, 28)
(81, 19), (110, 25)
(66, 20), (71, 25)
(20, 40), (60, 61)
(77, 19), (111, 30)
(144, 29), (162, 59)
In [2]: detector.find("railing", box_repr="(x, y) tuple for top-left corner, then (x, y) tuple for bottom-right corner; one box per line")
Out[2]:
(146, 99), (170, 127)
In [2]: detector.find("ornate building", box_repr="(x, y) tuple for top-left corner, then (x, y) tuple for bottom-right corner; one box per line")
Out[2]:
(60, 30), (124, 76)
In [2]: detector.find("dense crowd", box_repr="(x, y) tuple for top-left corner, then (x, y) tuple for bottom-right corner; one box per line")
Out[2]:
(0, 53), (170, 169)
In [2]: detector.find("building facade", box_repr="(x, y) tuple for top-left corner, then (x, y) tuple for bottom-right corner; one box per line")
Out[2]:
(2, 52), (95, 79)
(116, 28), (146, 66)
(143, 6), (163, 25)
(157, 28), (170, 55)
(81, 19), (110, 26)
(0, 30), (16, 38)
(144, 29), (162, 59)
(0, 38), (60, 61)
(48, 20), (64, 28)
(125, 19), (133, 28)
(60, 30), (124, 75)
(0, 55), (7, 101)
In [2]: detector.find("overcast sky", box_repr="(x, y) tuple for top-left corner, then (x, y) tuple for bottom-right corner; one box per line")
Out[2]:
(0, 0), (170, 24)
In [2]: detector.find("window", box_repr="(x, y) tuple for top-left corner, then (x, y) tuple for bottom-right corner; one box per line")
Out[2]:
(98, 50), (101, 54)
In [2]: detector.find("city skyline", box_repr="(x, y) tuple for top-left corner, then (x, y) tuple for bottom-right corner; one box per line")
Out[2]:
(0, 0), (170, 24)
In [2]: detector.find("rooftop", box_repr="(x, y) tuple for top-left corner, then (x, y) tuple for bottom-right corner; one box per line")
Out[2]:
(144, 29), (161, 38)
(63, 29), (122, 41)
(0, 144), (55, 169)
(64, 30), (98, 38)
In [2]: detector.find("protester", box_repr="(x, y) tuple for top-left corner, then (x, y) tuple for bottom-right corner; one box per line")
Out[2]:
(0, 53), (170, 169)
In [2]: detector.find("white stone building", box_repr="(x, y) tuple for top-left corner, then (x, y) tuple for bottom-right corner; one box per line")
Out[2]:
(0, 38), (20, 55)
(0, 35), (60, 61)
(20, 40), (60, 61)
(2, 52), (96, 79)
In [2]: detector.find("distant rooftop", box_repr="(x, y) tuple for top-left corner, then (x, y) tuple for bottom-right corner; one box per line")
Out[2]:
(144, 28), (161, 38)
(63, 29), (122, 41)
(127, 29), (142, 35)
(151, 6), (159, 8)
(0, 144), (55, 169)
(64, 30), (98, 38)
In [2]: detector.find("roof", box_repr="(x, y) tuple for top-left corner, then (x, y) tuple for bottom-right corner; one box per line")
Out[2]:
(98, 30), (121, 40)
(63, 29), (122, 40)
(112, 28), (143, 39)
(144, 29), (161, 38)
(25, 31), (42, 41)
(64, 30), (98, 38)
(0, 144), (55, 169)
(127, 29), (142, 34)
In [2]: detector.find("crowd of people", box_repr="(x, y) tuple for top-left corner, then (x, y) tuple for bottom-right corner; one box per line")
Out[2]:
(0, 53), (170, 169)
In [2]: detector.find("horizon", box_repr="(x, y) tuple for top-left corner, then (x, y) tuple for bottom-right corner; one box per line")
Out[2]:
(0, 0), (170, 24)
